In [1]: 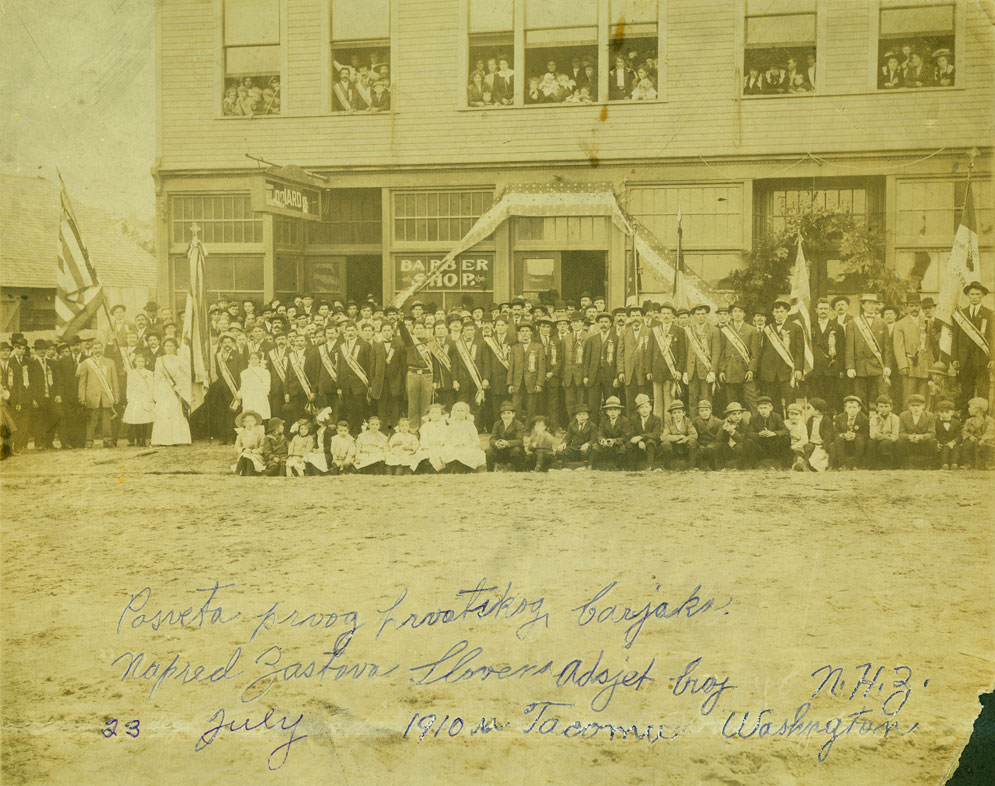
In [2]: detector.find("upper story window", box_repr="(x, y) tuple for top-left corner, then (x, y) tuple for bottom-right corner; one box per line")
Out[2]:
(743, 0), (816, 96)
(608, 0), (659, 102)
(877, 3), (955, 89)
(468, 1), (515, 107)
(223, 0), (282, 116)
(331, 0), (391, 113)
(524, 0), (598, 104)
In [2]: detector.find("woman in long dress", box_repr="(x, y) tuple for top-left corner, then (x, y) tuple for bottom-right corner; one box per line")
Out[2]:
(151, 337), (192, 446)
(237, 351), (271, 421)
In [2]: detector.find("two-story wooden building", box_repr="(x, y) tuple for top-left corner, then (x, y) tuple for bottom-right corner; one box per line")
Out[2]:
(155, 0), (994, 309)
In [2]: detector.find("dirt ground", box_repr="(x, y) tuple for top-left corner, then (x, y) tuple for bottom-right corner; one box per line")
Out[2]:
(1, 444), (992, 786)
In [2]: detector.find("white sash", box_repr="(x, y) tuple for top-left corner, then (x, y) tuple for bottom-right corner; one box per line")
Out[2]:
(721, 325), (752, 366)
(763, 325), (795, 370)
(484, 337), (510, 370)
(216, 352), (241, 411)
(340, 343), (370, 388)
(268, 349), (287, 385)
(288, 352), (315, 399)
(684, 327), (712, 372)
(318, 345), (339, 383)
(429, 341), (452, 374)
(952, 308), (990, 355)
(853, 317), (885, 368)
(85, 357), (116, 402)
(652, 326), (681, 380)
(455, 339), (485, 394)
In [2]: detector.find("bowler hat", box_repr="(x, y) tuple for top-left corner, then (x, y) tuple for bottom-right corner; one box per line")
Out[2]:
(659, 302), (676, 313)
(691, 303), (710, 314)
(33, 338), (49, 350)
(573, 402), (590, 415)
(771, 298), (791, 311)
(595, 312), (612, 323)
(920, 297), (936, 308)
(876, 395), (893, 405)
(963, 281), (989, 296)
(830, 295), (850, 307)
(0, 341), (11, 351)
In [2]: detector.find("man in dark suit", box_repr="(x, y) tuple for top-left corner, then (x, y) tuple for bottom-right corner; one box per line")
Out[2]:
(845, 294), (892, 410)
(683, 304), (722, 414)
(337, 322), (372, 434)
(285, 331), (319, 424)
(508, 322), (546, 425)
(537, 318), (563, 431)
(29, 339), (61, 450)
(718, 303), (761, 415)
(377, 321), (406, 431)
(583, 313), (618, 423)
(648, 303), (686, 418)
(952, 281), (994, 413)
(267, 332), (291, 421)
(208, 333), (247, 443)
(829, 395), (868, 469)
(751, 394), (790, 467)
(486, 400), (525, 471)
(481, 315), (513, 431)
(450, 319), (486, 418)
(561, 312), (588, 426)
(591, 396), (629, 470)
(616, 304), (653, 417)
(315, 323), (341, 417)
(608, 55), (634, 100)
(626, 392), (661, 470)
(810, 298), (845, 413)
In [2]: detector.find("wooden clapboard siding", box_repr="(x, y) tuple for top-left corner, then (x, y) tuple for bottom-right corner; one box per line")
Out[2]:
(158, 0), (993, 173)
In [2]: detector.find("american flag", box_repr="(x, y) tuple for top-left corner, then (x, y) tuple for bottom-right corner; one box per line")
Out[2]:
(936, 180), (979, 357)
(788, 235), (815, 376)
(55, 174), (104, 337)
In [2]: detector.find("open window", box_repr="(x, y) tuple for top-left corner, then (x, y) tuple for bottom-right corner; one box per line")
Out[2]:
(468, 1), (515, 107)
(743, 0), (816, 96)
(608, 0), (659, 102)
(524, 0), (597, 104)
(223, 0), (281, 116)
(331, 0), (391, 112)
(877, 3), (955, 89)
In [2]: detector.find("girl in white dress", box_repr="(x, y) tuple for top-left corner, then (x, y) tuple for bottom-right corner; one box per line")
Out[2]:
(150, 337), (192, 446)
(443, 400), (486, 472)
(122, 352), (155, 446)
(238, 351), (271, 421)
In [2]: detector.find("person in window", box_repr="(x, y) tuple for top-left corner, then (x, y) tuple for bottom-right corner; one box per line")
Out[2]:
(354, 64), (374, 108)
(582, 62), (597, 100)
(932, 48), (954, 86)
(483, 57), (500, 95)
(880, 51), (902, 88)
(538, 71), (560, 102)
(334, 67), (358, 111)
(468, 70), (487, 106)
(494, 56), (514, 105)
(902, 51), (929, 88)
(744, 65), (764, 95)
(481, 88), (494, 106)
(763, 62), (787, 93)
(473, 57), (485, 76)
(630, 65), (657, 101)
(645, 53), (658, 80)
(556, 73), (576, 101)
(788, 73), (811, 93)
(568, 57), (584, 86)
(806, 51), (816, 88)
(609, 55), (634, 100)
(370, 79), (390, 111)
(785, 57), (804, 89)
(565, 85), (594, 104)
(223, 84), (239, 116)
(898, 43), (914, 76)
(373, 63), (390, 86)
(527, 75), (541, 104)
(262, 86), (280, 114)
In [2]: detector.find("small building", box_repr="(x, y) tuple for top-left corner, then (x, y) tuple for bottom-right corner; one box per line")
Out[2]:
(0, 173), (158, 334)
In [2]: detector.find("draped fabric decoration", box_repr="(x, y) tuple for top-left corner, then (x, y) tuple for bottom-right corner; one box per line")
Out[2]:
(936, 179), (979, 358)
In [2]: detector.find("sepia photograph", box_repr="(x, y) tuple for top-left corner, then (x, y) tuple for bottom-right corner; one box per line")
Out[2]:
(1, 1), (993, 784)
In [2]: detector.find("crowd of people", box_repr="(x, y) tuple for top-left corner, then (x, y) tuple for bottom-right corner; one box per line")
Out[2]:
(222, 75), (282, 116)
(1, 282), (992, 474)
(878, 44), (955, 89)
(743, 51), (817, 95)
(332, 53), (391, 112)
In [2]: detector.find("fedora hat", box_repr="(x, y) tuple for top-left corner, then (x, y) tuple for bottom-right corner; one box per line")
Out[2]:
(602, 396), (623, 410)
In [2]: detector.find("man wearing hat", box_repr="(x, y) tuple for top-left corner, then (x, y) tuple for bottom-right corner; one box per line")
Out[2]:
(583, 312), (619, 424)
(537, 317), (564, 430)
(0, 341), (20, 455)
(830, 394), (869, 469)
(486, 400), (525, 471)
(626, 392), (661, 470)
(648, 302), (686, 418)
(508, 322), (546, 424)
(561, 311), (589, 423)
(209, 333), (248, 443)
(660, 399), (698, 470)
(752, 394), (790, 467)
(893, 293), (934, 409)
(28, 339), (61, 450)
(617, 304), (653, 416)
(8, 338), (34, 452)
(845, 293), (891, 408)
(951, 281), (993, 413)
(591, 396), (628, 470)
(683, 304), (721, 413)
(811, 298), (845, 412)
(718, 303), (760, 416)
(717, 401), (754, 469)
(897, 392), (936, 468)
(758, 298), (804, 416)
(75, 340), (120, 448)
(451, 318), (486, 417)
(880, 51), (901, 88)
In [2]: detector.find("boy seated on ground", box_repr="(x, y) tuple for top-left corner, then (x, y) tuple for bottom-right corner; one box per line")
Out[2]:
(898, 393), (936, 469)
(486, 401), (525, 471)
(355, 415), (388, 474)
(557, 403), (596, 469)
(626, 393), (661, 470)
(961, 397), (995, 470)
(717, 401), (754, 469)
(786, 403), (809, 471)
(692, 400), (724, 470)
(802, 398), (833, 472)
(934, 399), (961, 470)
(752, 395), (790, 468)
(830, 395), (867, 470)
(660, 400), (698, 470)
(591, 396), (629, 470)
(262, 417), (288, 476)
(525, 415), (556, 472)
(868, 395), (900, 469)
(327, 419), (357, 474)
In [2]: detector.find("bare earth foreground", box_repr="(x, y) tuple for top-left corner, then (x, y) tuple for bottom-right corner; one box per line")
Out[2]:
(1, 445), (992, 786)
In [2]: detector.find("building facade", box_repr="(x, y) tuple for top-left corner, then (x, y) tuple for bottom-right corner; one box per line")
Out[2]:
(155, 0), (994, 310)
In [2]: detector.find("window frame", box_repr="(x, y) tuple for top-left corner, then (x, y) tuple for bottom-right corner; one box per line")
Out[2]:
(168, 193), (265, 254)
(327, 0), (395, 115)
(741, 0), (820, 98)
(391, 188), (496, 248)
(869, 0), (962, 92)
(218, 0), (286, 118)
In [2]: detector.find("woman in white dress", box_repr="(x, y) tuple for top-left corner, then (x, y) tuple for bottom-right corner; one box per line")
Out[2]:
(237, 351), (271, 421)
(150, 337), (192, 446)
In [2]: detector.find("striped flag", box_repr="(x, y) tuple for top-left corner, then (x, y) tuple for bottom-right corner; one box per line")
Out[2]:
(936, 180), (980, 357)
(181, 227), (211, 412)
(788, 235), (815, 376)
(55, 175), (105, 337)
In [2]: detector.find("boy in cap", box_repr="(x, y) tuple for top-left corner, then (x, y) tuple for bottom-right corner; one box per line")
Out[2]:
(486, 401), (525, 471)
(845, 294), (891, 407)
(524, 415), (557, 472)
(785, 403), (810, 470)
(558, 402), (596, 468)
(752, 394), (790, 467)
(961, 397), (995, 470)
(508, 322), (546, 424)
(660, 400), (698, 470)
(897, 393), (936, 469)
(934, 400), (961, 470)
(803, 397), (834, 471)
(691, 399), (724, 469)
(717, 402), (754, 469)
(868, 395), (900, 469)
(591, 396), (629, 470)
(626, 392), (661, 470)
(830, 395), (868, 469)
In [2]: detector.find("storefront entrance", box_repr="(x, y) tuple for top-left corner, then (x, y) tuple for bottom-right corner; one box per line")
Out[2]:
(561, 251), (606, 303)
(515, 250), (606, 304)
(345, 255), (383, 303)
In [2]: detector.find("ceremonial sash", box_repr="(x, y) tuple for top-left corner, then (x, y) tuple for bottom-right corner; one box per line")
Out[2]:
(340, 344), (370, 388)
(413, 342), (433, 369)
(543, 339), (557, 368)
(39, 360), (52, 397)
(333, 82), (353, 110)
(652, 326), (681, 380)
(484, 337), (510, 371)
(455, 340), (485, 395)
(853, 317), (885, 369)
(952, 309), (991, 355)
(721, 325), (752, 366)
(268, 350), (287, 385)
(429, 342), (452, 374)
(158, 357), (188, 414)
(216, 352), (241, 411)
(763, 325), (795, 370)
(85, 357), (116, 402)
(684, 327), (712, 372)
(384, 341), (395, 365)
(318, 345), (338, 383)
(288, 352), (315, 399)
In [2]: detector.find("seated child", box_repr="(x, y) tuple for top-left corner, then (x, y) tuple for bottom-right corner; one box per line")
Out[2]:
(752, 395), (790, 468)
(868, 395), (900, 469)
(286, 419), (316, 477)
(961, 397), (995, 470)
(385, 417), (422, 475)
(486, 401), (525, 471)
(934, 399), (961, 470)
(233, 410), (266, 475)
(898, 393), (936, 469)
(557, 403), (595, 468)
(261, 417), (288, 476)
(830, 395), (867, 469)
(691, 400), (724, 470)
(803, 397), (833, 472)
(786, 403), (809, 471)
(355, 415), (388, 474)
(660, 400), (698, 470)
(927, 361), (958, 410)
(122, 352), (155, 446)
(627, 393), (662, 470)
(327, 420), (356, 474)
(525, 415), (557, 472)
(717, 401), (754, 470)
(591, 396), (629, 470)
(418, 403), (449, 473)
(443, 401), (486, 473)
(307, 407), (332, 474)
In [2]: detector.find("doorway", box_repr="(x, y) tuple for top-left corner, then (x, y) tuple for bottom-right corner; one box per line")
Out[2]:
(346, 255), (383, 303)
(560, 251), (606, 303)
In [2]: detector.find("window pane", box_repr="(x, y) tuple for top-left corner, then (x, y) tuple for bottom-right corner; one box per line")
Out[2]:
(206, 258), (233, 290)
(746, 14), (815, 45)
(225, 0), (279, 45)
(526, 27), (597, 45)
(611, 0), (657, 24)
(235, 257), (265, 290)
(471, 0), (513, 32)
(523, 257), (555, 290)
(526, 0), (596, 29)
(226, 45), (280, 74)
(333, 0), (389, 40)
(880, 6), (954, 36)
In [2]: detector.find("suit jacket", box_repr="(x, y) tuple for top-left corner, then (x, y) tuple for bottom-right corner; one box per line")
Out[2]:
(649, 324), (686, 383)
(661, 413), (697, 443)
(752, 412), (789, 439)
(630, 413), (663, 443)
(692, 414), (724, 446)
(493, 73), (513, 104)
(758, 320), (804, 382)
(314, 342), (341, 399)
(583, 331), (617, 386)
(564, 419), (596, 449)
(893, 315), (933, 378)
(805, 414), (835, 446)
(381, 338), (405, 397)
(718, 322), (760, 382)
(76, 355), (119, 408)
(338, 339), (372, 396)
(684, 324), (721, 381)
(489, 418), (525, 449)
(508, 340), (546, 393)
(811, 318), (844, 376)
(368, 340), (386, 400)
(482, 334), (513, 390)
(267, 347), (291, 401)
(450, 338), (486, 395)
(598, 414), (630, 442)
(538, 335), (562, 386)
(935, 417), (962, 444)
(608, 67), (635, 100)
(845, 315), (890, 377)
(1, 358), (26, 407)
(212, 350), (248, 402)
(561, 331), (587, 387)
(28, 357), (59, 403)
(617, 325), (653, 383)
(899, 410), (936, 438)
(953, 305), (993, 370)
(832, 412), (869, 440)
(286, 348), (319, 399)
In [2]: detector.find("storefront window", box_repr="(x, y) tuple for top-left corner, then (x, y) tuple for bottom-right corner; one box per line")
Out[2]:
(878, 4), (955, 89)
(310, 189), (382, 245)
(743, 0), (816, 95)
(223, 0), (281, 116)
(172, 254), (264, 304)
(393, 190), (493, 243)
(331, 0), (391, 112)
(169, 195), (262, 246)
